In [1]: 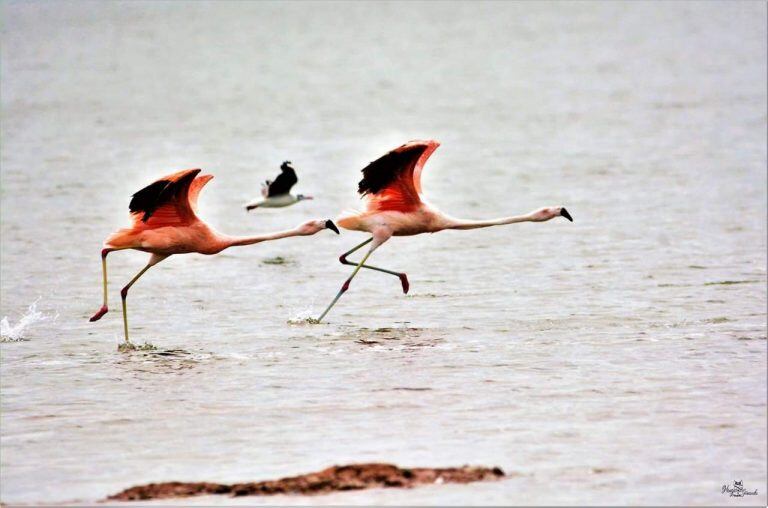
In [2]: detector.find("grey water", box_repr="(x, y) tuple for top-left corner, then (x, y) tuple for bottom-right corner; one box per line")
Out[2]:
(1, 1), (766, 505)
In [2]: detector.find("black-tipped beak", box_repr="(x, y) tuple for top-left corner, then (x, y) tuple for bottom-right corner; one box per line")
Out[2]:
(561, 207), (573, 222)
(325, 220), (340, 234)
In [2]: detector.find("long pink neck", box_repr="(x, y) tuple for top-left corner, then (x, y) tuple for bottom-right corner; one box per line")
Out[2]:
(442, 213), (533, 230)
(219, 227), (304, 249)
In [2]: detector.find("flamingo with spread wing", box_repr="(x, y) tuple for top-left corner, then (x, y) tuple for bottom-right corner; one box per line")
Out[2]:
(316, 140), (573, 322)
(90, 168), (339, 344)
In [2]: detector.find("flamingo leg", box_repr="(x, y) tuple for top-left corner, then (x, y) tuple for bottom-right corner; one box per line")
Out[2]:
(120, 254), (167, 344)
(339, 241), (409, 294)
(317, 230), (393, 323)
(90, 248), (128, 322)
(339, 238), (373, 258)
(317, 237), (373, 323)
(316, 248), (375, 323)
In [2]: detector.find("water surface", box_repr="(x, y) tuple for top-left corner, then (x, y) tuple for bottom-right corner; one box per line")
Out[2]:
(1, 1), (766, 505)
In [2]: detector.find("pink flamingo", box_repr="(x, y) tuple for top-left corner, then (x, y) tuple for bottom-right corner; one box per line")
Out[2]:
(316, 140), (573, 322)
(90, 168), (339, 344)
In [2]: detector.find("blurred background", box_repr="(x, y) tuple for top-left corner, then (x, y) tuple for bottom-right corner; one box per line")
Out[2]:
(1, 1), (766, 505)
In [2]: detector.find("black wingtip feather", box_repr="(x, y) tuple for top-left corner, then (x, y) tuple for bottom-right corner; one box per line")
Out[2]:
(357, 145), (426, 196)
(128, 170), (199, 222)
(129, 180), (171, 222)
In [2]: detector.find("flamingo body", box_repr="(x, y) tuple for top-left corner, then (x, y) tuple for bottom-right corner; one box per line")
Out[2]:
(338, 205), (447, 236)
(106, 222), (226, 255)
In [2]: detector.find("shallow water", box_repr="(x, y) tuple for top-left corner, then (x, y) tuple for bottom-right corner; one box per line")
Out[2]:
(1, 1), (766, 505)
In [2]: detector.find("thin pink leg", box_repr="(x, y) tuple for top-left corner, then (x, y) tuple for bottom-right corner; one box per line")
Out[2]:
(339, 239), (409, 294)
(90, 248), (112, 321)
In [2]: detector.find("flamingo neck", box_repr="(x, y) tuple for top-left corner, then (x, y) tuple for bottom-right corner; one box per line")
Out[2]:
(220, 228), (303, 249)
(442, 214), (532, 230)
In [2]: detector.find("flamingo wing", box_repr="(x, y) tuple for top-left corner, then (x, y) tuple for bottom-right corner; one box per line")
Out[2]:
(129, 169), (211, 227)
(188, 174), (214, 213)
(358, 139), (440, 212)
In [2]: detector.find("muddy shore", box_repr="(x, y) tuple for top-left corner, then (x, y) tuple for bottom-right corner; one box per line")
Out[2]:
(107, 463), (505, 501)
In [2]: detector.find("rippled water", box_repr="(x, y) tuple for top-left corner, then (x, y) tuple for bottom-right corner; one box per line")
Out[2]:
(1, 1), (766, 505)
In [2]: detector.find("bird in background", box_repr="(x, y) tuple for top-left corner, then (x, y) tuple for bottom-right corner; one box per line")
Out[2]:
(89, 168), (339, 345)
(246, 161), (313, 210)
(316, 139), (573, 322)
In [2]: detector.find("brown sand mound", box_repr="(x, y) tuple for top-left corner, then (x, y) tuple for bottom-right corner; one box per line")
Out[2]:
(107, 463), (505, 501)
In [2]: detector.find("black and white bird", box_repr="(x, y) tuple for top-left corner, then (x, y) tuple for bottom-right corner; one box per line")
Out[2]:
(246, 161), (313, 211)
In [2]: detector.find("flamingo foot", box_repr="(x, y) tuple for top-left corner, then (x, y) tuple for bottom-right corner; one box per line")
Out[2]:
(399, 274), (409, 294)
(90, 305), (108, 322)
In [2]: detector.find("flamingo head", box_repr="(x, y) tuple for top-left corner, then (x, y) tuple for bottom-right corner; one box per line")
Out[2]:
(297, 219), (340, 236)
(296, 194), (314, 201)
(281, 161), (293, 170)
(529, 206), (574, 222)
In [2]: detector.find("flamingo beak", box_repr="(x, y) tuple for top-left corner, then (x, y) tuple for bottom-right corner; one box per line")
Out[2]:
(560, 207), (573, 222)
(325, 220), (340, 234)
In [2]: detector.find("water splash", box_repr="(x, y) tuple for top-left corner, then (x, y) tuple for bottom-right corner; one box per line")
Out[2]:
(117, 341), (158, 352)
(287, 304), (320, 325)
(1, 299), (56, 342)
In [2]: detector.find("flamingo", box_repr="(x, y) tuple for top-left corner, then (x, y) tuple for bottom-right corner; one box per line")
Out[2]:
(246, 161), (313, 210)
(316, 140), (573, 322)
(89, 168), (339, 344)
